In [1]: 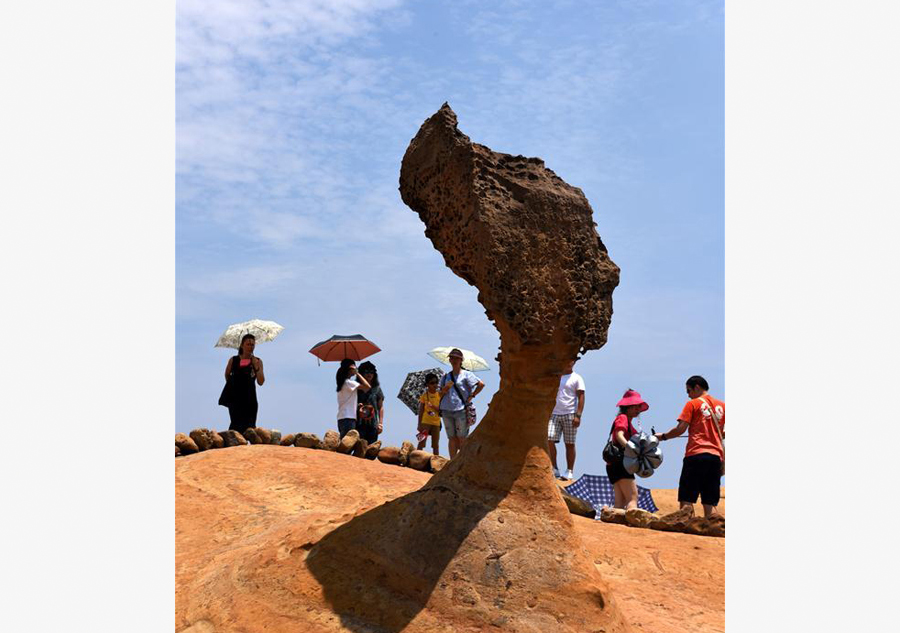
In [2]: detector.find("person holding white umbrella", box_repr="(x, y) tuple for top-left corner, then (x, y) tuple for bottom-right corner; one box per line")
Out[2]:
(438, 348), (485, 458)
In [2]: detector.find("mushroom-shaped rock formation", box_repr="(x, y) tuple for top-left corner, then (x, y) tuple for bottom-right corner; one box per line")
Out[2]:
(306, 104), (623, 633)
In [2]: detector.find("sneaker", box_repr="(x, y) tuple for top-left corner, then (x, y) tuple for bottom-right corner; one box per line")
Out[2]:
(564, 469), (574, 480)
(552, 467), (560, 478)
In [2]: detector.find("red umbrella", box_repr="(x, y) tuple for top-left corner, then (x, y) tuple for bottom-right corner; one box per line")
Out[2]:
(309, 334), (381, 362)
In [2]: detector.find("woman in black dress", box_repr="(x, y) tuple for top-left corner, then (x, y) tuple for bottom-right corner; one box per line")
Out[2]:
(223, 333), (265, 433)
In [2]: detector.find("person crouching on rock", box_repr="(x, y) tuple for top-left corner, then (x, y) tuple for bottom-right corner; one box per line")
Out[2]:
(224, 333), (265, 434)
(605, 389), (649, 511)
(355, 361), (384, 444)
(416, 373), (442, 455)
(336, 359), (370, 438)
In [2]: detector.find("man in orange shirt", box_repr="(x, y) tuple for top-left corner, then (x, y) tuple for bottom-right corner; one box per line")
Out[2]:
(654, 375), (725, 518)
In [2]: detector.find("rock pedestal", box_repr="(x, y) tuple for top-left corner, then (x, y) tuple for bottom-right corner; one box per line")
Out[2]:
(306, 105), (624, 633)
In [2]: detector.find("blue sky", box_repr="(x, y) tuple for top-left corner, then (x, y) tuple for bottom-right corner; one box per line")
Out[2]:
(176, 0), (723, 489)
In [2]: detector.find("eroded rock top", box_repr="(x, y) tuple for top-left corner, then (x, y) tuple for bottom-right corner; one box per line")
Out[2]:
(399, 104), (619, 351)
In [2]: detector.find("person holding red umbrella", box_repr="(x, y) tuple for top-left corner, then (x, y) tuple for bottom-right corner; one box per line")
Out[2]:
(335, 358), (371, 438)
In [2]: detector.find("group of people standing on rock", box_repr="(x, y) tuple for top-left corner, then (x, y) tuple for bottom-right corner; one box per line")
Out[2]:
(334, 348), (485, 459)
(548, 360), (725, 519)
(221, 337), (724, 519)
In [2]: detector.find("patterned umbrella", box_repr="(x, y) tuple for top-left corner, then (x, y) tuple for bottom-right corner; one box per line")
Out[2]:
(623, 432), (664, 478)
(215, 319), (284, 349)
(309, 334), (380, 362)
(427, 346), (490, 372)
(397, 367), (445, 415)
(564, 474), (659, 515)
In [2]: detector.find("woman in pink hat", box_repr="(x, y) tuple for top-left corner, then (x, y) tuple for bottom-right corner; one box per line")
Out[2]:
(605, 389), (650, 511)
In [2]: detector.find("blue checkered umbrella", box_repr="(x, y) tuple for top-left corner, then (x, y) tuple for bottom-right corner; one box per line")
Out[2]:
(564, 474), (659, 516)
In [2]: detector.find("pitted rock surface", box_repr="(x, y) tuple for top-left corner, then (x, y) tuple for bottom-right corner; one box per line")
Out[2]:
(399, 103), (619, 351)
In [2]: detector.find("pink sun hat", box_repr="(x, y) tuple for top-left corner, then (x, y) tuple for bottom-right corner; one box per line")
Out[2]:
(617, 389), (649, 412)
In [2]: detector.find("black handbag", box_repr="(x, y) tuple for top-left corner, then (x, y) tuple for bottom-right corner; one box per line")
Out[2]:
(218, 355), (239, 407)
(602, 417), (633, 464)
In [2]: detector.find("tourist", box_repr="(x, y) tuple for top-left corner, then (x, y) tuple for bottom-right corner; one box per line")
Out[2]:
(547, 358), (586, 480)
(335, 358), (371, 438)
(416, 372), (442, 455)
(355, 361), (384, 444)
(654, 375), (725, 518)
(438, 348), (485, 458)
(223, 333), (265, 434)
(605, 389), (649, 511)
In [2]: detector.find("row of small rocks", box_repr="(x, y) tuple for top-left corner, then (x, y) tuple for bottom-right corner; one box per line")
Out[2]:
(176, 429), (721, 532)
(175, 428), (450, 474)
(599, 506), (725, 538)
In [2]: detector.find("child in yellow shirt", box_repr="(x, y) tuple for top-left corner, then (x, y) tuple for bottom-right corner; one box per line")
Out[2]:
(417, 373), (442, 455)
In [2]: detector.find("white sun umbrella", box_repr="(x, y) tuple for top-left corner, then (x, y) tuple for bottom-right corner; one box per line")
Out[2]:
(215, 319), (285, 349)
(427, 346), (490, 372)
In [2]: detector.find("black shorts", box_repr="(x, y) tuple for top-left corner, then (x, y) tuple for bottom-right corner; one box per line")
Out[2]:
(606, 458), (635, 484)
(678, 453), (722, 506)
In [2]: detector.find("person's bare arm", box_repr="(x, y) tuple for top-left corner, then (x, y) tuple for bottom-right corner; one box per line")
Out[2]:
(354, 371), (371, 390)
(224, 357), (233, 381)
(417, 402), (425, 428)
(615, 429), (629, 448)
(656, 420), (690, 441)
(253, 357), (265, 386)
(573, 390), (585, 428)
(469, 380), (485, 402)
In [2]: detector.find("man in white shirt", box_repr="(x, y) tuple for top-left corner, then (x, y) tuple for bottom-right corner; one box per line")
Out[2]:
(547, 359), (586, 480)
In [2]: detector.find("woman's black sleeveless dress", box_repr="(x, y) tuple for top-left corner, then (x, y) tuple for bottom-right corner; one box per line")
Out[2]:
(227, 356), (258, 433)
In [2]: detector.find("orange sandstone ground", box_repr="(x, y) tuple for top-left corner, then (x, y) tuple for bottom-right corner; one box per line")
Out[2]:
(176, 446), (724, 633)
